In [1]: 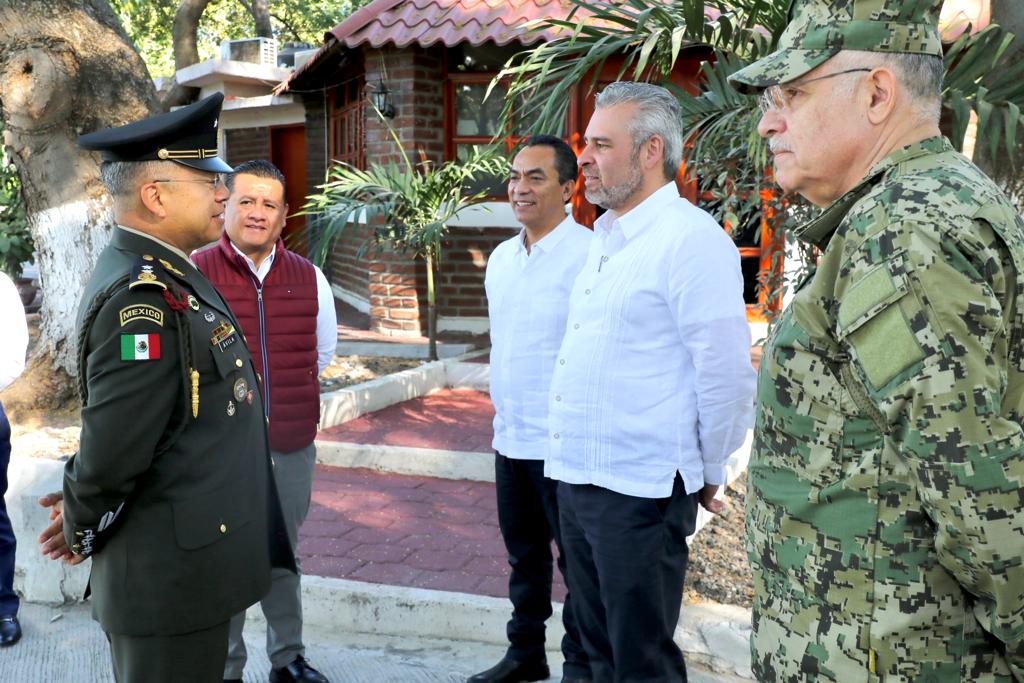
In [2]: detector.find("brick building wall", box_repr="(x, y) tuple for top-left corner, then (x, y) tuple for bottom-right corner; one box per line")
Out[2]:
(225, 127), (270, 166)
(439, 226), (517, 320)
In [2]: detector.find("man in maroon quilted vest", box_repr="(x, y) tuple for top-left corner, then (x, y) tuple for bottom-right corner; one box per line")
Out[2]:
(192, 160), (336, 683)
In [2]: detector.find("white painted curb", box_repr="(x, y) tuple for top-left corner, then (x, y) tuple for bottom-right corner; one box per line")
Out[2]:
(8, 455), (89, 604)
(315, 441), (495, 482)
(242, 575), (753, 679)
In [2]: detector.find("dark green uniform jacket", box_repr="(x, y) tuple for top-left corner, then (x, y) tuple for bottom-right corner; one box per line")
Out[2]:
(750, 137), (1024, 681)
(63, 227), (294, 637)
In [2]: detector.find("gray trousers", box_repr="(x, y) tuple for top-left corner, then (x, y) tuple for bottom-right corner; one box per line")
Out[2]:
(224, 443), (316, 676)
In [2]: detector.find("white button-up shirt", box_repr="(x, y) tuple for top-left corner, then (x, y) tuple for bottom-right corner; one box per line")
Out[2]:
(546, 182), (756, 498)
(0, 271), (27, 391)
(230, 242), (338, 374)
(486, 215), (593, 460)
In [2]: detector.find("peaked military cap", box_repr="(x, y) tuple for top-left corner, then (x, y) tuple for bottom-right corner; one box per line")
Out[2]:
(77, 92), (232, 173)
(729, 0), (944, 93)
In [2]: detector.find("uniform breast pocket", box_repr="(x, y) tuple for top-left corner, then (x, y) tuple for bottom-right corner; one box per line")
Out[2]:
(172, 488), (254, 550)
(758, 304), (851, 489)
(209, 345), (245, 379)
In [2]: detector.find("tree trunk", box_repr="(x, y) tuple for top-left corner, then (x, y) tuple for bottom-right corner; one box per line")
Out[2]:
(426, 249), (438, 361)
(160, 0), (213, 111)
(250, 0), (273, 39)
(0, 0), (156, 408)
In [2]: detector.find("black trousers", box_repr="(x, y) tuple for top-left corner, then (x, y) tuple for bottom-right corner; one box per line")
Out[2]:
(558, 475), (698, 683)
(108, 620), (230, 683)
(0, 401), (16, 617)
(495, 453), (588, 677)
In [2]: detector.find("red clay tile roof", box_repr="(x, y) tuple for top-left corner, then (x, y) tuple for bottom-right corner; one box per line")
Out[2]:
(329, 0), (590, 48)
(279, 0), (720, 93)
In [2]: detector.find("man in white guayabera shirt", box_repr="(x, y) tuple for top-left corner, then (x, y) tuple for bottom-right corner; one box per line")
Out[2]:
(469, 135), (592, 683)
(546, 82), (756, 683)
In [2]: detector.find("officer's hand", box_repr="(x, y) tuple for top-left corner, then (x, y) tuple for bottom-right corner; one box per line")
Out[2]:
(698, 484), (724, 514)
(37, 492), (85, 565)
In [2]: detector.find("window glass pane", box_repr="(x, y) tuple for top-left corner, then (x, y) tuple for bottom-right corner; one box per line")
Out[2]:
(740, 256), (760, 305)
(457, 144), (506, 197)
(455, 82), (508, 137)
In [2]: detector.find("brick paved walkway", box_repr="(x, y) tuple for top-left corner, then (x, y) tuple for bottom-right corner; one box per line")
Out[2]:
(298, 464), (567, 601)
(318, 389), (495, 453)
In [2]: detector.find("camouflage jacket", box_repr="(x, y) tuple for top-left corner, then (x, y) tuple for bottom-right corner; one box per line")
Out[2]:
(749, 136), (1024, 682)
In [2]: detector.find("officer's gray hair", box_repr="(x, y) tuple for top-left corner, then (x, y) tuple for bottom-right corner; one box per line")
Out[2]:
(595, 82), (683, 181)
(99, 161), (164, 198)
(834, 50), (944, 124)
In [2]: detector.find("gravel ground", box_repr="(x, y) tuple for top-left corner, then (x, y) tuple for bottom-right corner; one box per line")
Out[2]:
(685, 474), (754, 608)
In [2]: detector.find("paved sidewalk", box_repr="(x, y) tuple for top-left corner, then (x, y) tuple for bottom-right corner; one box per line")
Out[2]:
(298, 463), (566, 601)
(319, 388), (494, 453)
(1, 602), (741, 683)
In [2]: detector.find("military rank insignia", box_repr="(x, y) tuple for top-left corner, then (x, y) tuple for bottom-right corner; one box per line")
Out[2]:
(211, 322), (238, 351)
(121, 333), (161, 361)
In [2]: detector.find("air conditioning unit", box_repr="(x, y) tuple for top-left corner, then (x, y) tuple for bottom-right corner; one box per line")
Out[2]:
(221, 37), (277, 66)
(291, 48), (321, 71)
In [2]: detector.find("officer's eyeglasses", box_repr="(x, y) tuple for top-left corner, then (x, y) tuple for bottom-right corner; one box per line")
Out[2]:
(151, 174), (224, 189)
(758, 68), (871, 114)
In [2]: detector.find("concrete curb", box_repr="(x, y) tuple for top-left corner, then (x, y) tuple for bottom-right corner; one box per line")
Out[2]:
(319, 361), (447, 430)
(242, 575), (753, 679)
(316, 441), (495, 482)
(8, 455), (89, 604)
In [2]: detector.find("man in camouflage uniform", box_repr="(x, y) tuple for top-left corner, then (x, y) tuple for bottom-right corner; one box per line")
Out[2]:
(730, 1), (1024, 680)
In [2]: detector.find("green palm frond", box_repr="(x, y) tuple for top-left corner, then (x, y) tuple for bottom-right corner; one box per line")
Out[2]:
(943, 23), (1024, 162)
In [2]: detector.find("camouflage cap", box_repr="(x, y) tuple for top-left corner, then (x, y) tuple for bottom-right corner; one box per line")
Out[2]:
(729, 0), (944, 93)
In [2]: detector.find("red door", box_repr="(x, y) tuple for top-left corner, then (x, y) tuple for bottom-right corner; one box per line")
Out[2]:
(270, 125), (308, 257)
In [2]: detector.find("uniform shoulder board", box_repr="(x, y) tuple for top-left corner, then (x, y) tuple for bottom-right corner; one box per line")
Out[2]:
(128, 255), (169, 291)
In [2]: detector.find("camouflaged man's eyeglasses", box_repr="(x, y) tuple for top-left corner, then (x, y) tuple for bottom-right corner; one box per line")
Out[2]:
(758, 68), (872, 114)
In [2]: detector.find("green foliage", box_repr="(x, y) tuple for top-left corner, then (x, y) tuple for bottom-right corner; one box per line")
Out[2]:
(0, 135), (32, 279)
(500, 0), (1024, 319)
(109, 0), (362, 77)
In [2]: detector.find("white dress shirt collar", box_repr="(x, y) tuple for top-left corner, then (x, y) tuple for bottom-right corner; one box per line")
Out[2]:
(230, 240), (277, 282)
(595, 182), (681, 242)
(520, 213), (576, 256)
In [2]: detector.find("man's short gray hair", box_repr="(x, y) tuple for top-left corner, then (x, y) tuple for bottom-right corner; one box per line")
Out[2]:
(595, 82), (683, 181)
(834, 50), (944, 124)
(99, 161), (164, 198)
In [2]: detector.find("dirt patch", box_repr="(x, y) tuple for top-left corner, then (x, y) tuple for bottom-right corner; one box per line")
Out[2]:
(685, 473), (754, 608)
(319, 356), (422, 393)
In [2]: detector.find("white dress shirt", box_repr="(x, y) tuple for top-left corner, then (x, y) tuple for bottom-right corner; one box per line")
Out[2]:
(486, 215), (593, 460)
(546, 182), (756, 498)
(0, 272), (27, 391)
(230, 242), (338, 373)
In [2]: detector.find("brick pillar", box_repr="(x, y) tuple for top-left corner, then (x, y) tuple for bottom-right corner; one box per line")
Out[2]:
(368, 251), (426, 337)
(362, 46), (445, 335)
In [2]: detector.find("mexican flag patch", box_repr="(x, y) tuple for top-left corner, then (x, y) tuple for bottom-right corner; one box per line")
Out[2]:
(120, 333), (161, 361)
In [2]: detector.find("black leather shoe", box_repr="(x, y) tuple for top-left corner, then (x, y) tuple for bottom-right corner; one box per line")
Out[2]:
(467, 656), (550, 683)
(0, 615), (20, 647)
(269, 655), (329, 683)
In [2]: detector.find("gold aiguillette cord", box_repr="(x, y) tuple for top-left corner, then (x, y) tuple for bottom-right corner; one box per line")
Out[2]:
(190, 368), (200, 417)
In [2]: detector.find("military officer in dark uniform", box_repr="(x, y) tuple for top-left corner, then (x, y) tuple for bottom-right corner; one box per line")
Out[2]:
(37, 93), (294, 682)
